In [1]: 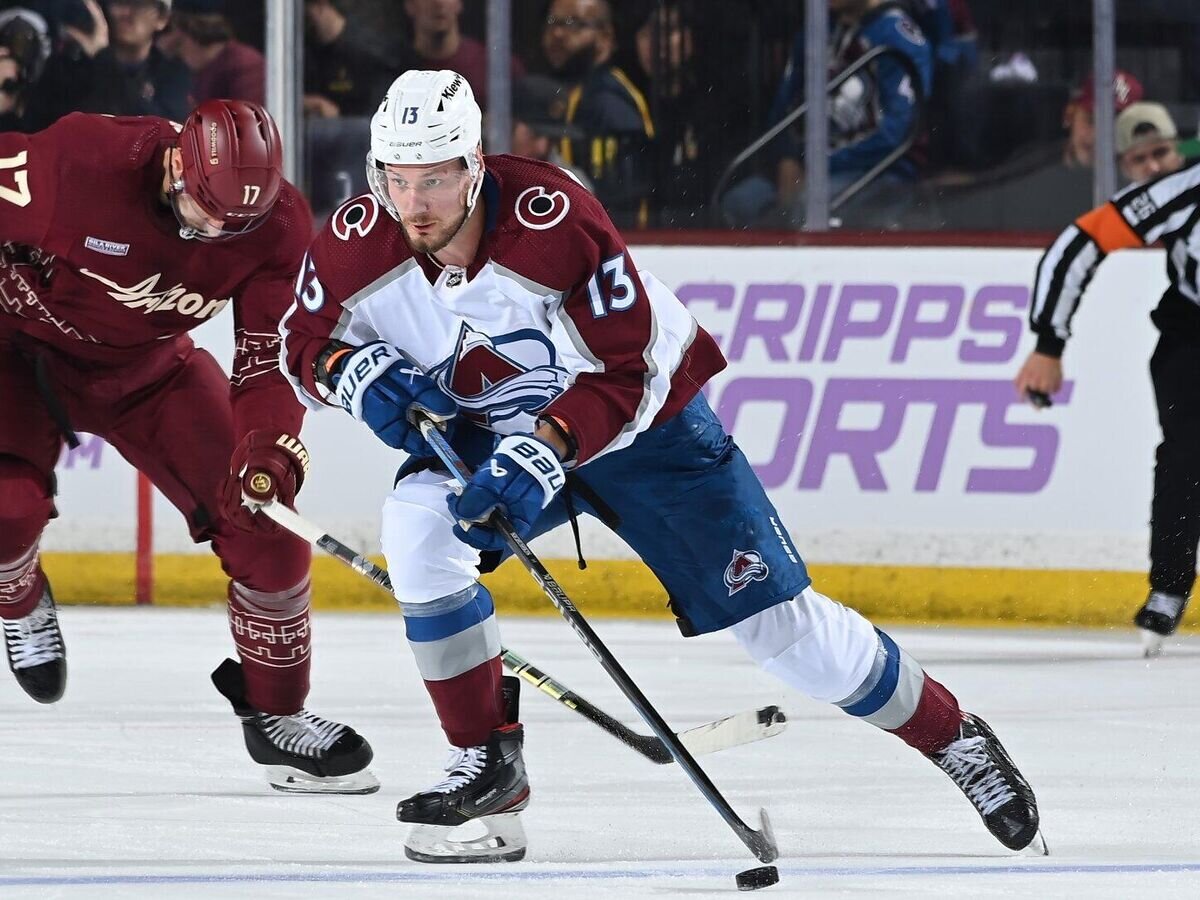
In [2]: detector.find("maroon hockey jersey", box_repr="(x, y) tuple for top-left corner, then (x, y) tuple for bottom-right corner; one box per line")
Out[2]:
(0, 112), (311, 436)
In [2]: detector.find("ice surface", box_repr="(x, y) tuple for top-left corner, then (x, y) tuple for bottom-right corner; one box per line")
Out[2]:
(1, 608), (1197, 898)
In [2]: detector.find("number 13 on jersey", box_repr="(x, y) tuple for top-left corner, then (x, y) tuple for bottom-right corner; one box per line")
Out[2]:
(586, 252), (636, 318)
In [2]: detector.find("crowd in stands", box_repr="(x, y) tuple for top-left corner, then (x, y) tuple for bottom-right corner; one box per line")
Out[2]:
(2, 0), (1199, 231)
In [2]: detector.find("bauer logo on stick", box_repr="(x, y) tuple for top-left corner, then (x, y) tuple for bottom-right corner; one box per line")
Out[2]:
(724, 550), (769, 596)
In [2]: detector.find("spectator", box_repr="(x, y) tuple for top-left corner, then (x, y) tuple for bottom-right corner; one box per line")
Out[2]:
(405, 0), (522, 113)
(903, 0), (977, 169)
(793, 0), (932, 225)
(162, 0), (262, 105)
(1115, 102), (1183, 183)
(632, 0), (715, 226)
(721, 0), (932, 229)
(1063, 71), (1143, 170)
(25, 0), (190, 131)
(937, 70), (1145, 230)
(0, 7), (50, 132)
(542, 0), (654, 228)
(510, 73), (592, 190)
(304, 0), (399, 119)
(904, 0), (976, 76)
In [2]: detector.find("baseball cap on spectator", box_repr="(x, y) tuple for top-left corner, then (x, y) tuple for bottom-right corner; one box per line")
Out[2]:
(513, 75), (583, 140)
(1115, 102), (1178, 156)
(1072, 69), (1144, 114)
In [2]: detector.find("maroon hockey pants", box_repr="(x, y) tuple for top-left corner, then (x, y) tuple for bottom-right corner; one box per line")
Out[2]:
(0, 333), (312, 714)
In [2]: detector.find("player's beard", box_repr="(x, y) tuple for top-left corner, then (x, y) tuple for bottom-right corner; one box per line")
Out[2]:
(400, 206), (469, 256)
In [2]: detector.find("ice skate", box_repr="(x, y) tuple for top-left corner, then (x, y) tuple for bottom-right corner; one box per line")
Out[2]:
(211, 658), (378, 794)
(927, 713), (1046, 854)
(3, 586), (66, 704)
(1134, 591), (1189, 658)
(399, 676), (528, 863)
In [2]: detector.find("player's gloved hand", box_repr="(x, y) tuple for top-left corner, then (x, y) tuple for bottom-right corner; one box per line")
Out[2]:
(331, 341), (456, 454)
(220, 431), (310, 534)
(447, 434), (565, 552)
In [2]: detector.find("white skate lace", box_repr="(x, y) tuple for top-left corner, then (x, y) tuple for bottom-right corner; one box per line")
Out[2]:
(429, 745), (488, 794)
(1145, 592), (1186, 617)
(933, 735), (1014, 816)
(2, 596), (64, 670)
(257, 710), (346, 759)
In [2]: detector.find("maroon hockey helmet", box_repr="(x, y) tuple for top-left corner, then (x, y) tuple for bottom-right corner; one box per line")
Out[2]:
(173, 99), (283, 240)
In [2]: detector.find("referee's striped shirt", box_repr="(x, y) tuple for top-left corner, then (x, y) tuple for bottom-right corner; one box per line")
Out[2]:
(1030, 157), (1200, 356)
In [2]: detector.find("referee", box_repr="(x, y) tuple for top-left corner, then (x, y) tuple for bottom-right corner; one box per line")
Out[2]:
(1015, 102), (1196, 657)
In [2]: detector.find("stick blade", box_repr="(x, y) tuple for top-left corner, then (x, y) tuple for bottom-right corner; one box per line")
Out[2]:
(748, 808), (779, 863)
(678, 705), (788, 757)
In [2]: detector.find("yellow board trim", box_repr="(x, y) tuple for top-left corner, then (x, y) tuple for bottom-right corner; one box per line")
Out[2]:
(40, 552), (1153, 628)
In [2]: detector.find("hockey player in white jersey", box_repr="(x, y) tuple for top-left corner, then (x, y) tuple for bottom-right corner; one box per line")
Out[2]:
(279, 69), (1043, 862)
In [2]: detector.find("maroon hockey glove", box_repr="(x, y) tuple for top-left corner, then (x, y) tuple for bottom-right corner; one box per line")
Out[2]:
(220, 431), (310, 534)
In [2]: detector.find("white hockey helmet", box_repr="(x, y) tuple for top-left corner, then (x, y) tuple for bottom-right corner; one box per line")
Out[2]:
(366, 69), (484, 221)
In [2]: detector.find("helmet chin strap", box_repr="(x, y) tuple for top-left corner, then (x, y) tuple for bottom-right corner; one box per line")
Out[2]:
(167, 178), (200, 241)
(464, 151), (484, 214)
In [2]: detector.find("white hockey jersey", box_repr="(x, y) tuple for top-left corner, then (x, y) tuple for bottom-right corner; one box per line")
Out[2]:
(280, 154), (724, 463)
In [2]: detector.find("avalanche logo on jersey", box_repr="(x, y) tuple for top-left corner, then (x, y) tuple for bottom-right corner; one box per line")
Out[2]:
(430, 323), (568, 433)
(724, 549), (769, 597)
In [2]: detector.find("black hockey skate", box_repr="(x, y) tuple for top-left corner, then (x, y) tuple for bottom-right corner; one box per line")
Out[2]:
(3, 586), (66, 704)
(1134, 591), (1189, 658)
(927, 713), (1046, 854)
(399, 676), (529, 863)
(211, 658), (378, 794)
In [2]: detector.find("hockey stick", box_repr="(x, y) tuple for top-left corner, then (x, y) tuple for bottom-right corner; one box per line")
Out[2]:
(419, 420), (779, 865)
(252, 499), (786, 765)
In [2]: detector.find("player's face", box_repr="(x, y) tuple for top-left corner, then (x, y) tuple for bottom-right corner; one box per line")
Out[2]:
(173, 190), (227, 239)
(385, 160), (471, 254)
(1120, 138), (1184, 184)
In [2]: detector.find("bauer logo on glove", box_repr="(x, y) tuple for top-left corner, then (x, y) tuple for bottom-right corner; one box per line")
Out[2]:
(448, 435), (565, 552)
(329, 341), (457, 455)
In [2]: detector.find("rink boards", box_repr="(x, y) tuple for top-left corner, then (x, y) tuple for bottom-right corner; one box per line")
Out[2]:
(39, 245), (1168, 623)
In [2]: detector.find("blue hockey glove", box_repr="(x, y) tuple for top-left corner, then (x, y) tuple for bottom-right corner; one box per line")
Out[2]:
(448, 434), (565, 551)
(332, 341), (456, 454)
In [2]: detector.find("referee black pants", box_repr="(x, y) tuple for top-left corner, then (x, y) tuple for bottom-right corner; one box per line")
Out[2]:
(1149, 331), (1200, 598)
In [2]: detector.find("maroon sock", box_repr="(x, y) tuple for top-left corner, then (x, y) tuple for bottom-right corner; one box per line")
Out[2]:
(889, 674), (963, 754)
(227, 581), (312, 714)
(424, 655), (506, 747)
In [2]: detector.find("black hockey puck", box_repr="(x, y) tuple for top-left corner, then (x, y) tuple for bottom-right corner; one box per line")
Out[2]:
(735, 865), (779, 891)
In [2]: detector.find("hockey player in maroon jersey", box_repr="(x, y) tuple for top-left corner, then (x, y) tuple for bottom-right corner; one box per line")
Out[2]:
(0, 100), (376, 794)
(280, 70), (1042, 860)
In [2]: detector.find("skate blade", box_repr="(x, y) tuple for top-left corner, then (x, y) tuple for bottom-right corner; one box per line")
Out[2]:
(1139, 629), (1166, 658)
(404, 812), (527, 864)
(265, 765), (381, 795)
(1020, 829), (1049, 857)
